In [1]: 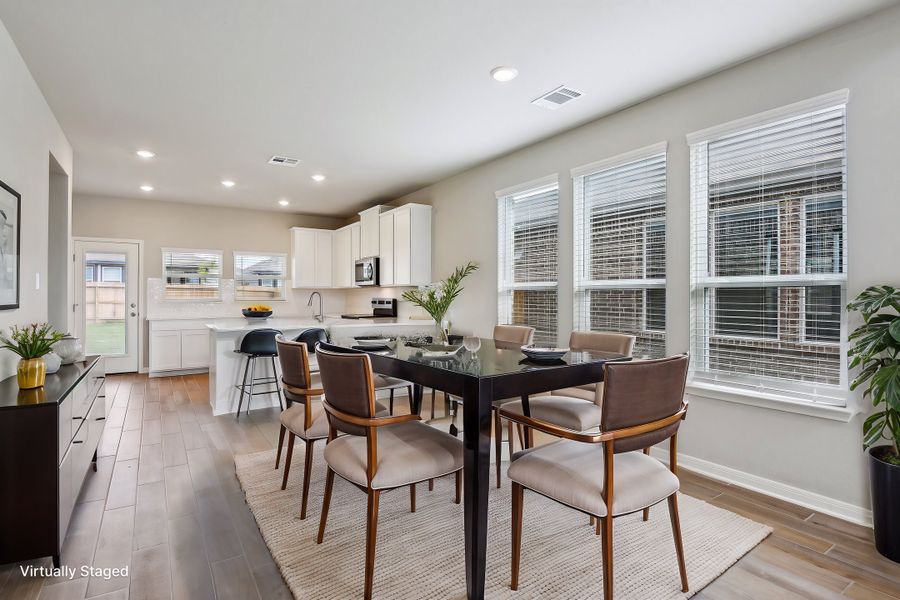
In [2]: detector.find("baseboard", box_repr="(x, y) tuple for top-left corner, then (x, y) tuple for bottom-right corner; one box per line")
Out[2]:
(650, 447), (873, 527)
(148, 367), (209, 378)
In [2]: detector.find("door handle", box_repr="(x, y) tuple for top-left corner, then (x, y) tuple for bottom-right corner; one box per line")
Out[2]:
(130, 303), (136, 309)
(130, 312), (137, 317)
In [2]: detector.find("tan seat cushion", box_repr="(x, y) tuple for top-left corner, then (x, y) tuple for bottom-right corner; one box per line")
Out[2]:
(501, 395), (603, 431)
(373, 375), (411, 390)
(280, 402), (330, 440)
(508, 440), (679, 517)
(323, 421), (463, 489)
(282, 400), (390, 440)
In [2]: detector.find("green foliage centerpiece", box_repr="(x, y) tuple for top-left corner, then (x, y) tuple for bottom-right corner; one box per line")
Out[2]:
(402, 262), (479, 344)
(0, 323), (67, 389)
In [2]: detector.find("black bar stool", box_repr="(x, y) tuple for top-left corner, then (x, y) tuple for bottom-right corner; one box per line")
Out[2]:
(235, 328), (284, 418)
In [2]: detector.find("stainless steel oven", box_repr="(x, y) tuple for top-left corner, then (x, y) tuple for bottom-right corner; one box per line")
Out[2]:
(354, 256), (379, 286)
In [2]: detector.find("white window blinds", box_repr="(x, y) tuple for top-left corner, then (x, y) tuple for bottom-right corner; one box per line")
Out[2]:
(234, 252), (287, 301)
(497, 177), (559, 345)
(162, 248), (223, 300)
(688, 93), (848, 403)
(573, 145), (667, 358)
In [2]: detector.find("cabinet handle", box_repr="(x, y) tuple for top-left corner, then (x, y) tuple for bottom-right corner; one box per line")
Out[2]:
(95, 416), (106, 421)
(73, 416), (84, 420)
(72, 440), (84, 444)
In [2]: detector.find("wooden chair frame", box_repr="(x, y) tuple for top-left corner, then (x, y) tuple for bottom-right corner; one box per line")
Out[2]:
(499, 398), (690, 600)
(274, 340), (326, 519)
(316, 351), (462, 600)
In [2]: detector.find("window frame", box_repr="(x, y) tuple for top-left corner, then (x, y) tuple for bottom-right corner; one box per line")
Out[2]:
(688, 91), (850, 405)
(233, 251), (288, 302)
(496, 174), (560, 346)
(161, 247), (224, 302)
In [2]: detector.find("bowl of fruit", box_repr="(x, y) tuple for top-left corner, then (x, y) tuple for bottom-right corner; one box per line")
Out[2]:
(242, 305), (273, 320)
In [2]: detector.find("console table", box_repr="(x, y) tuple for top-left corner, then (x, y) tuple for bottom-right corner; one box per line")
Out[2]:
(0, 357), (106, 567)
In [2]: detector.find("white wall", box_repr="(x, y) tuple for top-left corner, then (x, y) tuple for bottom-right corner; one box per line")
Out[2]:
(0, 19), (73, 379)
(392, 6), (900, 520)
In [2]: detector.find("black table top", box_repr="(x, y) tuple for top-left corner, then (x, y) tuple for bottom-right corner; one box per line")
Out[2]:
(330, 336), (628, 379)
(0, 357), (100, 411)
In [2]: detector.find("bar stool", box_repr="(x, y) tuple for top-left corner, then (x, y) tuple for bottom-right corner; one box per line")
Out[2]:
(295, 327), (327, 374)
(235, 328), (284, 419)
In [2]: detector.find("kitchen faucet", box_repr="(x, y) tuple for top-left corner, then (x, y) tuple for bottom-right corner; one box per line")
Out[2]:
(307, 291), (324, 323)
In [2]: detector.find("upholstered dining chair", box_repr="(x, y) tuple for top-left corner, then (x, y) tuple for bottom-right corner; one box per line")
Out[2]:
(496, 331), (636, 484)
(315, 342), (464, 600)
(274, 335), (328, 519)
(499, 354), (690, 599)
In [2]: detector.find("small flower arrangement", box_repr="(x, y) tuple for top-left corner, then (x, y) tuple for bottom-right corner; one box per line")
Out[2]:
(0, 323), (67, 359)
(402, 262), (479, 343)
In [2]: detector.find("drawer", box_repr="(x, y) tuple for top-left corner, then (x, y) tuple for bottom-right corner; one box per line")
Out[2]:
(87, 396), (106, 457)
(71, 416), (93, 491)
(69, 379), (90, 425)
(57, 399), (72, 465)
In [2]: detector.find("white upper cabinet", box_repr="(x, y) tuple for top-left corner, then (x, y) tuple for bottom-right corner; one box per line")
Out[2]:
(331, 224), (356, 288)
(350, 222), (361, 262)
(359, 206), (383, 258)
(291, 227), (333, 288)
(376, 203), (432, 287)
(379, 212), (395, 286)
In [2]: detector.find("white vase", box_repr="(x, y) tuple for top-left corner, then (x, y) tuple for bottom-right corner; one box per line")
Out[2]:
(55, 336), (84, 365)
(44, 351), (62, 374)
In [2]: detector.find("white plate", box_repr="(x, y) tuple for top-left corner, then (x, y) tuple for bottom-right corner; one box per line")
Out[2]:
(521, 345), (569, 361)
(355, 338), (392, 347)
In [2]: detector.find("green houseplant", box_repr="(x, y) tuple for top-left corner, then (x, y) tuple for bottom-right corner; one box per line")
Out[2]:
(0, 323), (67, 389)
(847, 285), (900, 562)
(402, 262), (479, 344)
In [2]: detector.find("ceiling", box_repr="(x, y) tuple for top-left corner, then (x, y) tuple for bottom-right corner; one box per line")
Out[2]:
(0, 0), (895, 217)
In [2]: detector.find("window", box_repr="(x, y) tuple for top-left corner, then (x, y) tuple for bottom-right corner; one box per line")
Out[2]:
(85, 265), (95, 282)
(234, 252), (287, 300)
(573, 144), (667, 358)
(688, 91), (848, 403)
(497, 176), (559, 345)
(101, 265), (123, 283)
(162, 248), (222, 300)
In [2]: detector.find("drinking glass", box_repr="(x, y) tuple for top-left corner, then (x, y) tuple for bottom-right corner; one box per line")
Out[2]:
(463, 336), (481, 354)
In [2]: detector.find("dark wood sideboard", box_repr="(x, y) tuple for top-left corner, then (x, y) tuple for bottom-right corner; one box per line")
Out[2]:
(0, 357), (107, 567)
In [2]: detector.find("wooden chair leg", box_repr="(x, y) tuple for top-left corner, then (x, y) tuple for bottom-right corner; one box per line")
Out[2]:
(511, 482), (524, 590)
(508, 420), (516, 457)
(428, 478), (434, 492)
(281, 432), (295, 490)
(300, 439), (315, 520)
(642, 448), (651, 522)
(455, 470), (461, 504)
(316, 467), (335, 544)
(275, 424), (286, 469)
(668, 494), (689, 593)
(600, 516), (613, 600)
(364, 490), (381, 600)
(409, 483), (416, 513)
(389, 388), (395, 415)
(516, 423), (525, 448)
(494, 408), (503, 488)
(590, 515), (595, 527)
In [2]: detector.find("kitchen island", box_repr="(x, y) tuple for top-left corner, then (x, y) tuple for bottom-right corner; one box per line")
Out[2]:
(207, 317), (436, 416)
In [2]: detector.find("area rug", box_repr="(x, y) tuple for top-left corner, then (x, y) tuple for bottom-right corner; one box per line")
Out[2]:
(234, 446), (771, 599)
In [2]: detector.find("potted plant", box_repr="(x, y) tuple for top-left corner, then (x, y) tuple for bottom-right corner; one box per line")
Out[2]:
(848, 285), (900, 562)
(0, 323), (67, 389)
(402, 262), (479, 344)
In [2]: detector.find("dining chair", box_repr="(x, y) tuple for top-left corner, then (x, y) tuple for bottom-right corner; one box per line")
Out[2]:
(274, 335), (327, 519)
(315, 342), (464, 600)
(496, 331), (636, 482)
(499, 354), (690, 599)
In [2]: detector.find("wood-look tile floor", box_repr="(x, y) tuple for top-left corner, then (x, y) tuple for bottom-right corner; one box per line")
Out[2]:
(0, 373), (898, 599)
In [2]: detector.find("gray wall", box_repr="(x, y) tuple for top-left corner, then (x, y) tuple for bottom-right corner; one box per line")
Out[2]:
(392, 6), (900, 517)
(0, 19), (73, 379)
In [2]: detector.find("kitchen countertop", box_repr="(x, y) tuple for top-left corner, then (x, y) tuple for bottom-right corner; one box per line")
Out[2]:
(204, 316), (433, 333)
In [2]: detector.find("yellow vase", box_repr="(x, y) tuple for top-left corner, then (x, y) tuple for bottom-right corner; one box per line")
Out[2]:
(17, 358), (46, 389)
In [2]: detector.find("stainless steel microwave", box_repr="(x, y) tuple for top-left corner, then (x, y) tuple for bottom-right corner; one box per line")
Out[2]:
(354, 256), (379, 286)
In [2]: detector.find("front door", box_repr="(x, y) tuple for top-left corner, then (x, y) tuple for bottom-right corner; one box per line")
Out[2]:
(74, 239), (140, 373)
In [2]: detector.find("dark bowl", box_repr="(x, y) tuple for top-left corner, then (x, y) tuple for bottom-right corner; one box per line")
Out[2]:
(242, 309), (273, 318)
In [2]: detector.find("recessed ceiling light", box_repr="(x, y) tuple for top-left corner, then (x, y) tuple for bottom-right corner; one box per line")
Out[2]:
(311, 174), (326, 182)
(278, 199), (290, 206)
(221, 180), (236, 188)
(490, 66), (518, 82)
(140, 184), (154, 192)
(136, 149), (156, 159)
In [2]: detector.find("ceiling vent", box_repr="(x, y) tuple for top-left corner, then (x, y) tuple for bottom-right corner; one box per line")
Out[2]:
(268, 155), (301, 167)
(531, 85), (583, 110)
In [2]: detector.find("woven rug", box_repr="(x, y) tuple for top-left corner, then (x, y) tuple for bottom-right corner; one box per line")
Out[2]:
(234, 446), (770, 599)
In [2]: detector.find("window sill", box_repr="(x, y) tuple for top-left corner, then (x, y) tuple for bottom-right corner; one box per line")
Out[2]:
(685, 381), (858, 422)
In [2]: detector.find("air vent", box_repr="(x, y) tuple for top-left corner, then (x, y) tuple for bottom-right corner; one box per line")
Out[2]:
(267, 155), (301, 167)
(531, 85), (583, 110)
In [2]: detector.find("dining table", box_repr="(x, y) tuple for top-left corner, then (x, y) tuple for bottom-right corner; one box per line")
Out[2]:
(331, 335), (629, 600)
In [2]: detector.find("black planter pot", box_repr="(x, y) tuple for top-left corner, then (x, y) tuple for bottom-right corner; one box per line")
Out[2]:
(869, 445), (900, 563)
